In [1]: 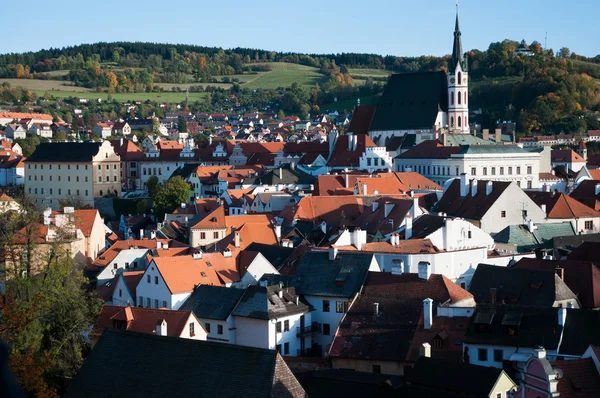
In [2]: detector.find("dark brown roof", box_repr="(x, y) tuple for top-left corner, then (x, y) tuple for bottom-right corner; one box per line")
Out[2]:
(550, 358), (600, 398)
(433, 179), (511, 221)
(347, 105), (377, 135)
(398, 140), (462, 159)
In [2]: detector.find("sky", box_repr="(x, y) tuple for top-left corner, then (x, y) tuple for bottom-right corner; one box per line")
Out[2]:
(1, 0), (598, 58)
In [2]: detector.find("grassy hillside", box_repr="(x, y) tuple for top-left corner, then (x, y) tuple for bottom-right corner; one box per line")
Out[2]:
(241, 62), (326, 90)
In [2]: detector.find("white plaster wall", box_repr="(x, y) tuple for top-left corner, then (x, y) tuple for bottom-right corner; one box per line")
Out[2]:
(233, 316), (270, 349)
(96, 249), (149, 284)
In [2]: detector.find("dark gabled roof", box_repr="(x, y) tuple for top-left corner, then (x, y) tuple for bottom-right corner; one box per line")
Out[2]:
(370, 71), (448, 132)
(244, 243), (296, 270)
(433, 179), (511, 221)
(397, 140), (462, 160)
(25, 142), (102, 162)
(568, 240), (600, 261)
(464, 305), (564, 349)
(550, 358), (600, 397)
(347, 105), (377, 135)
(296, 369), (403, 398)
(66, 329), (306, 398)
(170, 163), (202, 179)
(559, 309), (600, 356)
(232, 285), (308, 320)
(180, 285), (245, 321)
(406, 357), (509, 396)
(288, 251), (375, 298)
(243, 164), (315, 186)
(397, 214), (445, 240)
(328, 295), (422, 362)
(469, 264), (577, 308)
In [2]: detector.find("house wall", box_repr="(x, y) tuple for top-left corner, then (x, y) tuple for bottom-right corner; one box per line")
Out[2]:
(359, 147), (393, 173)
(549, 216), (600, 235)
(305, 294), (353, 355)
(463, 343), (560, 369)
(96, 249), (149, 284)
(136, 262), (191, 310)
(86, 212), (106, 263)
(491, 374), (518, 398)
(189, 227), (227, 248)
(233, 316), (270, 349)
(425, 218), (495, 251)
(178, 314), (207, 341)
(111, 276), (135, 306)
(25, 162), (94, 209)
(235, 253), (279, 287)
(198, 317), (230, 343)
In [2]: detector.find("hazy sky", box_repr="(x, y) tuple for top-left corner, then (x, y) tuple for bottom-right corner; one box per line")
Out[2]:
(1, 0), (598, 58)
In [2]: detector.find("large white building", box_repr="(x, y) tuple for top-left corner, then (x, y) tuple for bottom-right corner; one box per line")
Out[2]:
(395, 141), (541, 189)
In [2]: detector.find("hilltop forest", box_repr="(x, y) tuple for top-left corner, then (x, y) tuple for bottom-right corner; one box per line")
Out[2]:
(2, 41), (600, 134)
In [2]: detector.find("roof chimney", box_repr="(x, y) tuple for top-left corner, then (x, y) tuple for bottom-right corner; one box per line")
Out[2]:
(329, 246), (338, 261)
(347, 133), (353, 150)
(423, 298), (433, 330)
(278, 168), (283, 180)
(495, 128), (502, 143)
(483, 129), (490, 142)
(541, 204), (547, 215)
(274, 223), (282, 241)
(533, 347), (546, 359)
(528, 219), (537, 233)
(558, 308), (567, 327)
(412, 197), (419, 218)
(156, 240), (161, 249)
(418, 261), (431, 280)
(485, 181), (493, 196)
(234, 231), (240, 248)
(278, 289), (283, 298)
(373, 302), (379, 316)
(345, 173), (349, 189)
(471, 179), (478, 197)
(362, 183), (368, 196)
(405, 213), (413, 240)
(420, 342), (431, 358)
(459, 173), (469, 197)
(155, 319), (167, 336)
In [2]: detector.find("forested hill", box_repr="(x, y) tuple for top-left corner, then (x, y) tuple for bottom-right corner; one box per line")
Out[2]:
(2, 40), (600, 134)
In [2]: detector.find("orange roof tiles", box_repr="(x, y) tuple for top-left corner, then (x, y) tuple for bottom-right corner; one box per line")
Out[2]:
(552, 149), (586, 163)
(0, 111), (54, 121)
(74, 209), (99, 238)
(0, 193), (14, 201)
(527, 192), (600, 219)
(152, 256), (224, 294)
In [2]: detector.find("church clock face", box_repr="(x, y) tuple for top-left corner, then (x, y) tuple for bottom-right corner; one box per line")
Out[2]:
(450, 78), (456, 84)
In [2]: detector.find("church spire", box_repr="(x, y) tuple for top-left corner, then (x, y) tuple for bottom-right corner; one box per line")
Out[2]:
(451, 2), (467, 72)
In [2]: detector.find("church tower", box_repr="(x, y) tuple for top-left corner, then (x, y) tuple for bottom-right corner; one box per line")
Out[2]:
(448, 5), (469, 134)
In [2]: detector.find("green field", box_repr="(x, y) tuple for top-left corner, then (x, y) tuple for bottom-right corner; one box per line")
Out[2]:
(240, 63), (326, 89)
(348, 68), (391, 78)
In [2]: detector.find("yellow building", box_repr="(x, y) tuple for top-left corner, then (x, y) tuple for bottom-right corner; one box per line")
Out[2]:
(24, 141), (121, 209)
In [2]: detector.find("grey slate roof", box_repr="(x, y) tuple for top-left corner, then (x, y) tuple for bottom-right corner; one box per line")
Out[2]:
(369, 71), (448, 131)
(494, 222), (576, 253)
(232, 285), (309, 320)
(180, 285), (245, 321)
(288, 251), (376, 298)
(458, 144), (528, 155)
(244, 243), (296, 270)
(469, 264), (577, 308)
(25, 142), (102, 162)
(66, 329), (307, 398)
(243, 164), (315, 186)
(559, 309), (600, 356)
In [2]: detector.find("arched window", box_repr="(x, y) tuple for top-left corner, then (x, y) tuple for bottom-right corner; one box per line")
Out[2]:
(458, 116), (462, 127)
(464, 92), (467, 105)
(450, 92), (454, 106)
(458, 72), (462, 85)
(458, 91), (462, 105)
(450, 117), (454, 127)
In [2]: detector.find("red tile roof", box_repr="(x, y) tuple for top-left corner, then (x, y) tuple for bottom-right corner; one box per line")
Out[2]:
(347, 105), (377, 135)
(0, 111), (54, 121)
(74, 209), (99, 238)
(152, 255), (224, 294)
(570, 180), (600, 211)
(550, 358), (600, 398)
(526, 192), (600, 219)
(552, 149), (586, 163)
(327, 134), (377, 167)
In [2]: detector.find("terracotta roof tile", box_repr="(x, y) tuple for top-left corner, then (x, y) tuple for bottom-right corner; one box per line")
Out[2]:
(526, 192), (600, 219)
(550, 358), (600, 398)
(552, 149), (586, 163)
(153, 255), (224, 294)
(74, 209), (99, 238)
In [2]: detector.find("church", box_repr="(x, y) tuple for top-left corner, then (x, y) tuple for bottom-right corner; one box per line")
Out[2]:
(360, 8), (472, 149)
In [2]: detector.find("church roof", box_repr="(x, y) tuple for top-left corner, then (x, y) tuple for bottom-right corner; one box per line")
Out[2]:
(369, 71), (448, 132)
(450, 10), (467, 71)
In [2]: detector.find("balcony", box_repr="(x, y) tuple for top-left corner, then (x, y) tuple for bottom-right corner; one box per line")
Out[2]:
(296, 322), (322, 337)
(297, 345), (323, 358)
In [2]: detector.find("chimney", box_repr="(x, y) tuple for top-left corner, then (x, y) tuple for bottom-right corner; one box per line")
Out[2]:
(495, 128), (502, 143)
(234, 231), (240, 248)
(405, 213), (413, 240)
(347, 133), (353, 150)
(418, 261), (431, 280)
(459, 173), (469, 197)
(541, 204), (547, 215)
(162, 242), (169, 250)
(329, 246), (338, 261)
(384, 202), (394, 217)
(120, 137), (123, 146)
(278, 168), (283, 180)
(139, 229), (144, 239)
(420, 343), (432, 358)
(274, 223), (282, 241)
(278, 289), (283, 299)
(558, 308), (567, 327)
(533, 347), (546, 359)
(528, 219), (537, 233)
(471, 179), (478, 196)
(596, 184), (600, 196)
(344, 173), (349, 188)
(373, 302), (379, 316)
(423, 298), (433, 330)
(353, 228), (364, 251)
(156, 240), (161, 249)
(412, 197), (419, 218)
(362, 183), (368, 195)
(486, 181), (493, 196)
(483, 129), (490, 141)
(223, 249), (232, 258)
(372, 201), (379, 212)
(489, 288), (497, 304)
(155, 319), (167, 336)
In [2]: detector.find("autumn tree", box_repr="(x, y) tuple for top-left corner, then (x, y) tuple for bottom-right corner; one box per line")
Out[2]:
(151, 176), (191, 218)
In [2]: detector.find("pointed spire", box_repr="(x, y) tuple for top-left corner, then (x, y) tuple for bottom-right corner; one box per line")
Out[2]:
(451, 2), (467, 72)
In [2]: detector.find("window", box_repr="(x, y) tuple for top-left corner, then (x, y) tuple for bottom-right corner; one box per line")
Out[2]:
(527, 166), (532, 174)
(478, 348), (488, 362)
(471, 167), (476, 176)
(138, 296), (144, 307)
(323, 323), (331, 335)
(284, 342), (289, 355)
(106, 165), (109, 170)
(50, 189), (53, 195)
(483, 167), (487, 176)
(119, 289), (122, 297)
(367, 158), (372, 166)
(432, 338), (442, 348)
(284, 320), (289, 332)
(496, 394), (501, 398)
(494, 349), (503, 362)
(508, 167), (512, 175)
(468, 231), (472, 239)
(98, 176), (102, 183)
(154, 299), (158, 309)
(213, 231), (219, 239)
(500, 167), (504, 175)
(217, 324), (223, 335)
(323, 300), (330, 312)
(458, 92), (462, 105)
(200, 232), (206, 240)
(464, 92), (467, 105)
(114, 164), (117, 170)
(372, 365), (381, 374)
(527, 181), (532, 189)
(516, 166), (521, 175)
(491, 167), (496, 175)
(455, 167), (459, 176)
(155, 276), (159, 285)
(58, 189), (61, 195)
(450, 91), (454, 105)
(189, 323), (195, 336)
(205, 323), (211, 333)
(106, 176), (110, 182)
(458, 71), (462, 84)
(162, 301), (167, 308)
(458, 116), (462, 127)
(336, 301), (348, 313)
(76, 176), (79, 182)
(276, 344), (281, 353)
(516, 181), (521, 187)
(146, 298), (151, 308)
(76, 190), (79, 196)
(276, 321), (282, 333)
(113, 264), (118, 270)
(147, 275), (151, 283)
(501, 211), (506, 218)
(522, 210), (528, 218)
(114, 175), (118, 182)
(68, 176), (70, 182)
(585, 220), (594, 230)
(450, 116), (454, 127)
(85, 190), (88, 196)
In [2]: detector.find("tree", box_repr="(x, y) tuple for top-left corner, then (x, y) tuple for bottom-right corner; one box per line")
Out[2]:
(152, 176), (191, 218)
(277, 110), (285, 120)
(146, 175), (159, 197)
(177, 115), (187, 133)
(559, 47), (571, 58)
